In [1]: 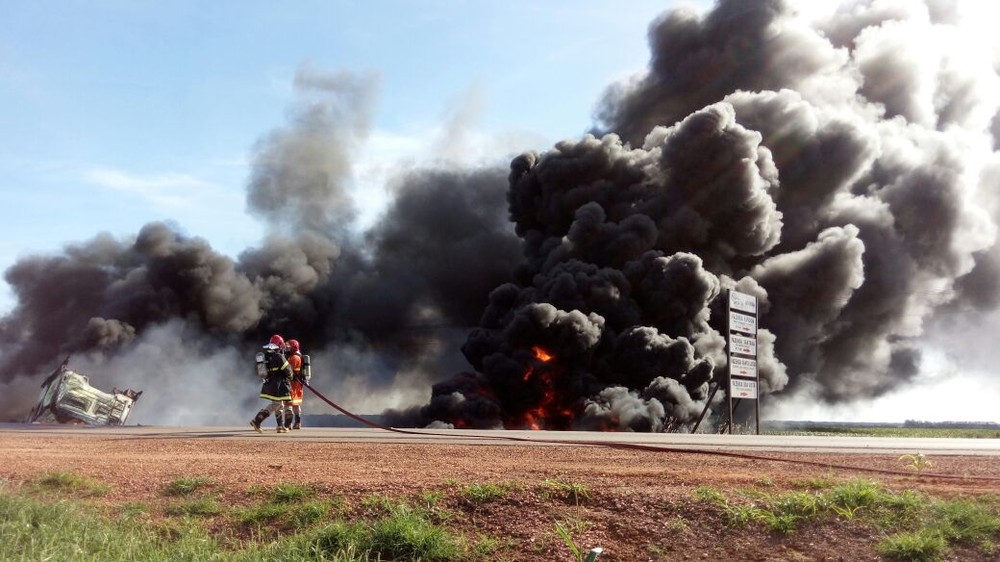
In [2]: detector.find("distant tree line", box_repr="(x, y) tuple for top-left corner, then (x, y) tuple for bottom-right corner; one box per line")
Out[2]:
(902, 420), (1000, 430)
(765, 420), (1000, 431)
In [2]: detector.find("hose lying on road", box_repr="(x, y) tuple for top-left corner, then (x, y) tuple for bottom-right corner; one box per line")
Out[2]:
(304, 382), (1000, 483)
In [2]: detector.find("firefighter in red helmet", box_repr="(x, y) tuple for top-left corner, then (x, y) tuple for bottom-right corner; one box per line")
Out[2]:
(282, 338), (309, 430)
(250, 334), (294, 433)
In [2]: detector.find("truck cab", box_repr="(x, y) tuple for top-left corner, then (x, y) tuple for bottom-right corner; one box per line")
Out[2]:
(26, 360), (142, 425)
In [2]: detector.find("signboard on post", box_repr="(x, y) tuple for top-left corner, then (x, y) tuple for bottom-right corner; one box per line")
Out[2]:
(729, 291), (757, 314)
(729, 312), (756, 335)
(727, 289), (759, 434)
(729, 334), (757, 356)
(730, 356), (757, 379)
(730, 378), (758, 399)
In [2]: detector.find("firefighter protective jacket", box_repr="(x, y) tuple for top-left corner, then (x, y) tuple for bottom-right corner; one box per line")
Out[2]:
(287, 352), (305, 405)
(259, 346), (293, 401)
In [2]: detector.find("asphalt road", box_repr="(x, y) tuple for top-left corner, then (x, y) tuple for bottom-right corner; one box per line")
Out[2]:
(3, 424), (999, 456)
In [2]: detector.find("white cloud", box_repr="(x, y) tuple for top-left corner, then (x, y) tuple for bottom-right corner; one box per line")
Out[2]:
(82, 167), (235, 209)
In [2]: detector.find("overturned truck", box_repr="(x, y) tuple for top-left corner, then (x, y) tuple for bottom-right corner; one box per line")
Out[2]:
(26, 359), (143, 425)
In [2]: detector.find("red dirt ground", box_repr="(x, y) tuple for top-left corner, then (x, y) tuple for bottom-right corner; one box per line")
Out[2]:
(3, 432), (1000, 561)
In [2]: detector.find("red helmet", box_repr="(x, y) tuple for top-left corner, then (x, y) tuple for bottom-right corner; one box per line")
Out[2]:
(269, 334), (285, 348)
(287, 339), (301, 353)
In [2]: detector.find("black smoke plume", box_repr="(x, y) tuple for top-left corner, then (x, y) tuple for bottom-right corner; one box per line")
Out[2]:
(0, 65), (521, 423)
(3, 0), (999, 431)
(390, 0), (1000, 429)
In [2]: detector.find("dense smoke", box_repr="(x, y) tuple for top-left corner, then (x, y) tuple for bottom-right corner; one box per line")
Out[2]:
(390, 0), (1000, 429)
(0, 65), (521, 424)
(3, 0), (999, 430)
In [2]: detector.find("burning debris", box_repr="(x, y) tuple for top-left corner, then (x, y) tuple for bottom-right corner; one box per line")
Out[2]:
(26, 359), (142, 426)
(1, 0), (999, 430)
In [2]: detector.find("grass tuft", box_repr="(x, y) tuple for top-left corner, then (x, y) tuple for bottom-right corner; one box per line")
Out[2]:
(693, 486), (726, 504)
(1, 486), (491, 562)
(877, 529), (947, 562)
(361, 493), (404, 514)
(692, 478), (1000, 559)
(237, 499), (333, 531)
(460, 482), (512, 505)
(164, 476), (212, 497)
(368, 505), (464, 560)
(931, 498), (1000, 544)
(35, 471), (111, 497)
(541, 478), (590, 505)
(165, 497), (223, 517)
(270, 482), (312, 503)
(235, 482), (336, 533)
(0, 493), (221, 561)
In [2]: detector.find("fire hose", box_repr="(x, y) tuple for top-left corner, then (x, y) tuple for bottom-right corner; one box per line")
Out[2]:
(303, 382), (1000, 483)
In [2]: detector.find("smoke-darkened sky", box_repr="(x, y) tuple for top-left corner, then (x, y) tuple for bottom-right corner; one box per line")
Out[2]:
(3, 0), (1000, 426)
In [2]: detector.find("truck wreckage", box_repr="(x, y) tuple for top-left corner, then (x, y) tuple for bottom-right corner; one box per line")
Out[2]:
(26, 359), (143, 426)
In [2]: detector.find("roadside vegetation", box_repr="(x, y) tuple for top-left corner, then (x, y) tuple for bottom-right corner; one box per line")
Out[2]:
(766, 425), (1000, 439)
(694, 478), (1000, 561)
(33, 470), (112, 497)
(3, 470), (999, 562)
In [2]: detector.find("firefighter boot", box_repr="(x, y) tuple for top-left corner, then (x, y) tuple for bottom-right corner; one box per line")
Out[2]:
(250, 410), (269, 433)
(284, 406), (294, 430)
(275, 410), (287, 433)
(293, 414), (301, 430)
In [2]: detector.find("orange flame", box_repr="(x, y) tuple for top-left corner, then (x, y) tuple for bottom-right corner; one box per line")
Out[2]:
(512, 345), (575, 429)
(532, 346), (554, 362)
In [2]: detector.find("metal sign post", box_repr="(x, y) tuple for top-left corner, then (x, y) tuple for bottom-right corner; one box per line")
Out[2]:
(727, 289), (759, 435)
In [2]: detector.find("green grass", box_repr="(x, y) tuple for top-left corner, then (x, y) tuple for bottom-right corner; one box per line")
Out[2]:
(749, 490), (825, 533)
(469, 534), (510, 559)
(540, 478), (590, 505)
(790, 474), (836, 490)
(771, 490), (824, 517)
(11, 467), (1000, 562)
(927, 498), (1000, 546)
(757, 510), (798, 534)
(459, 481), (512, 505)
(877, 530), (947, 562)
(305, 505), (473, 561)
(692, 478), (1000, 559)
(768, 426), (1000, 439)
(0, 493), (224, 561)
(118, 502), (149, 521)
(6, 471), (503, 561)
(1, 489), (486, 562)
(722, 502), (764, 527)
(165, 497), (223, 517)
(753, 476), (775, 488)
(285, 500), (340, 530)
(693, 485), (726, 504)
(270, 482), (312, 503)
(234, 482), (341, 532)
(34, 471), (111, 497)
(361, 492), (404, 513)
(826, 479), (883, 512)
(236, 499), (334, 531)
(164, 476), (212, 497)
(554, 517), (593, 561)
(367, 505), (465, 560)
(419, 489), (446, 508)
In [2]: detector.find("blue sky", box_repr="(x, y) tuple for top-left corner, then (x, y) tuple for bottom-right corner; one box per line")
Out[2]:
(4, 1), (1000, 424)
(0, 0), (696, 314)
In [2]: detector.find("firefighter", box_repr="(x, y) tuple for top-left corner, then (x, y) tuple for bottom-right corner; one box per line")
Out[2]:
(282, 338), (309, 430)
(250, 334), (294, 433)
